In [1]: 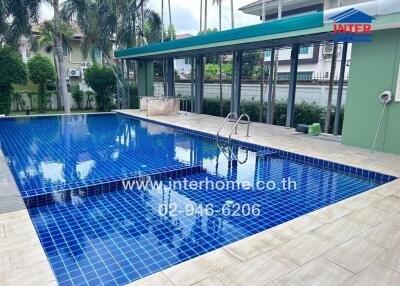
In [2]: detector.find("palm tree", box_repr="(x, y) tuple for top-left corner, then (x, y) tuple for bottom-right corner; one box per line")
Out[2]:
(204, 0), (208, 34)
(52, 0), (71, 113)
(199, 0), (203, 34)
(230, 0), (234, 28)
(213, 0), (223, 116)
(324, 0), (343, 133)
(0, 0), (41, 48)
(37, 20), (74, 110)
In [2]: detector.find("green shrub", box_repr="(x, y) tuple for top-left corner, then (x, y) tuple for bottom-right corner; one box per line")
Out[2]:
(27, 54), (56, 113)
(0, 47), (27, 115)
(71, 85), (84, 109)
(84, 65), (116, 112)
(180, 97), (345, 135)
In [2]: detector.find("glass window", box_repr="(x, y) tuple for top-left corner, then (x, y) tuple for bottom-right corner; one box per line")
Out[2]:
(94, 48), (101, 60)
(299, 46), (309, 55)
(62, 42), (68, 57)
(264, 49), (272, 58)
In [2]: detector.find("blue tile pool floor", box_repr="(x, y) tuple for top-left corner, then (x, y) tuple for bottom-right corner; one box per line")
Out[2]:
(0, 113), (395, 286)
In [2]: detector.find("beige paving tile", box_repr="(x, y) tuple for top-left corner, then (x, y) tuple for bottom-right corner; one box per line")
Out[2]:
(0, 251), (12, 275)
(388, 213), (400, 227)
(373, 195), (400, 212)
(163, 248), (240, 286)
(274, 257), (352, 286)
(224, 230), (288, 261)
(0, 260), (55, 286)
(336, 193), (382, 211)
(340, 262), (400, 286)
(369, 180), (400, 197)
(10, 245), (48, 270)
(268, 233), (337, 266)
(127, 272), (174, 286)
(324, 237), (387, 273)
(313, 216), (371, 244)
(192, 275), (228, 286)
(346, 204), (397, 227)
(379, 246), (400, 272)
(216, 252), (296, 286)
(271, 215), (325, 240)
(307, 205), (352, 223)
(362, 221), (400, 250)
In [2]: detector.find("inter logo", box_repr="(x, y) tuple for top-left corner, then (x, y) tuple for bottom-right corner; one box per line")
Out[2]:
(329, 8), (375, 42)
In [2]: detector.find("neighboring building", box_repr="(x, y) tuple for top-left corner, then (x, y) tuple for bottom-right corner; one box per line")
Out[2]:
(174, 34), (194, 79)
(20, 23), (104, 90)
(239, 0), (359, 82)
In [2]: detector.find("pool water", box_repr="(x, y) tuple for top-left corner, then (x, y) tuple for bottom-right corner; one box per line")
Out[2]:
(0, 114), (394, 286)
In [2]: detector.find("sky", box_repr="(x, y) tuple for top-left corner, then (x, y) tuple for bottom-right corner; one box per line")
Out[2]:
(39, 0), (261, 36)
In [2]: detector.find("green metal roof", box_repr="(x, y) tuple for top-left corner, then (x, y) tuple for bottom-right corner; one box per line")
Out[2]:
(114, 12), (324, 60)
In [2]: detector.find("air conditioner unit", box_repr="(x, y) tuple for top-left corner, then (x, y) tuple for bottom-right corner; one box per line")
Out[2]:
(323, 44), (334, 55)
(81, 62), (91, 67)
(69, 69), (81, 77)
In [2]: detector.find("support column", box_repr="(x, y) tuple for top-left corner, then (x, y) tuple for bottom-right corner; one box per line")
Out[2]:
(191, 56), (195, 112)
(194, 55), (204, 114)
(137, 60), (154, 98)
(231, 51), (243, 115)
(333, 42), (348, 136)
(266, 47), (275, 124)
(126, 60), (131, 108)
(286, 45), (299, 128)
(167, 58), (175, 97)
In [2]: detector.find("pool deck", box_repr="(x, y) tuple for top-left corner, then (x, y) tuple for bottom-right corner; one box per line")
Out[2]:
(1, 110), (400, 286)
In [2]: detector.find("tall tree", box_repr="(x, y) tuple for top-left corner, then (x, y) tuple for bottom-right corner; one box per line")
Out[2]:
(37, 20), (74, 110)
(0, 0), (41, 48)
(204, 0), (208, 34)
(213, 0), (223, 116)
(324, 0), (343, 133)
(230, 0), (234, 28)
(52, 0), (71, 113)
(167, 0), (173, 40)
(199, 0), (203, 34)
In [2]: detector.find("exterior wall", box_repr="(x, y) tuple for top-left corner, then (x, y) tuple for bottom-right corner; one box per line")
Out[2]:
(154, 81), (347, 107)
(265, 44), (352, 80)
(341, 28), (400, 154)
(17, 37), (100, 110)
(324, 0), (369, 9)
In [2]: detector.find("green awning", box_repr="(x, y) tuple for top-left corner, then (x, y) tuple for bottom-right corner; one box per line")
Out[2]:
(114, 12), (324, 60)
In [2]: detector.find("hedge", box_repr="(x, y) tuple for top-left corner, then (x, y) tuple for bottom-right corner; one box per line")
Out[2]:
(179, 97), (345, 135)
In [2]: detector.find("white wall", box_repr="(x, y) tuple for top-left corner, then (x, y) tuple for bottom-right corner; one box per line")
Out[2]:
(154, 82), (347, 107)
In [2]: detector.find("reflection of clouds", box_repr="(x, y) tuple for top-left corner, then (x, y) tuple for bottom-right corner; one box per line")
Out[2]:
(174, 146), (190, 163)
(40, 162), (65, 184)
(112, 150), (119, 160)
(76, 160), (95, 180)
(116, 123), (136, 147)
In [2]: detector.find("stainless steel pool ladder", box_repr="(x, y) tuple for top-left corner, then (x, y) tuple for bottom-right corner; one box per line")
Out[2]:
(228, 113), (250, 143)
(216, 140), (249, 164)
(216, 112), (238, 139)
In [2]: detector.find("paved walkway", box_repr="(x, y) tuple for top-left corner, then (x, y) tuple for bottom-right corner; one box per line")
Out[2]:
(1, 110), (399, 286)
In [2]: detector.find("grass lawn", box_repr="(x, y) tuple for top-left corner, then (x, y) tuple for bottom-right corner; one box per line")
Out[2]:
(8, 109), (99, 116)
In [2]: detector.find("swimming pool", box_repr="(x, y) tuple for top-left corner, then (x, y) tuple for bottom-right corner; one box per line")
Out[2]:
(0, 113), (395, 286)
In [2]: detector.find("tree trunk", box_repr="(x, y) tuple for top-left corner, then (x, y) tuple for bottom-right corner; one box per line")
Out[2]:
(200, 0), (203, 33)
(324, 43), (338, 133)
(53, 0), (70, 114)
(204, 0), (207, 33)
(219, 2), (223, 117)
(230, 0), (234, 28)
(52, 46), (62, 110)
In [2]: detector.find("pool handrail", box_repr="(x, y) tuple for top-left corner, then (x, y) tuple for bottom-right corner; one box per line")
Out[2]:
(216, 112), (238, 138)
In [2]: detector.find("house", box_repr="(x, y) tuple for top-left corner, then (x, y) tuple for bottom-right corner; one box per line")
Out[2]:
(238, 0), (364, 82)
(19, 23), (104, 90)
(174, 34), (194, 79)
